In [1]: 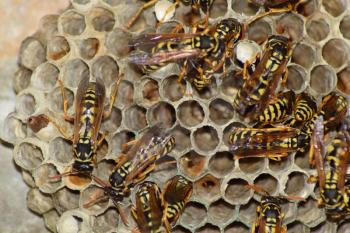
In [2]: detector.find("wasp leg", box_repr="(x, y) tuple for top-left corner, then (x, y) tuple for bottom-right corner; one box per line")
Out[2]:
(103, 77), (123, 119)
(121, 139), (139, 152)
(97, 131), (109, 147)
(125, 0), (160, 29)
(177, 63), (192, 97)
(163, 214), (171, 233)
(246, 5), (292, 26)
(158, 1), (180, 23)
(116, 203), (129, 226)
(307, 175), (318, 184)
(41, 114), (72, 141)
(57, 79), (75, 123)
(281, 69), (289, 87)
(83, 189), (108, 208)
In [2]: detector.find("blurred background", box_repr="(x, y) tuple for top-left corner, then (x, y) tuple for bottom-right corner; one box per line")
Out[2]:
(0, 1), (69, 232)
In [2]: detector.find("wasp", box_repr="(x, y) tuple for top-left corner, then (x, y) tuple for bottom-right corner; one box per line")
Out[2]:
(233, 35), (292, 121)
(229, 126), (309, 160)
(308, 115), (350, 221)
(125, 0), (214, 29)
(163, 175), (193, 226)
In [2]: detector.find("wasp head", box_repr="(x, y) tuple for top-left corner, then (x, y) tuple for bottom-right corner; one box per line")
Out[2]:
(215, 18), (243, 43)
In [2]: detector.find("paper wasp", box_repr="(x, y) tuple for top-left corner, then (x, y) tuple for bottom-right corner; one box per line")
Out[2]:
(247, 184), (304, 233)
(308, 115), (350, 221)
(233, 35), (292, 121)
(229, 126), (309, 160)
(125, 0), (214, 29)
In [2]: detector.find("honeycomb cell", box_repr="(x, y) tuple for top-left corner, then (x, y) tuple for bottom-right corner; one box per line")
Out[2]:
(276, 13), (304, 42)
(285, 172), (309, 196)
(57, 210), (92, 233)
(179, 151), (206, 178)
(294, 151), (309, 170)
(224, 178), (252, 204)
(239, 157), (265, 174)
(16, 92), (37, 117)
(297, 198), (325, 227)
(172, 226), (191, 233)
(38, 15), (59, 43)
(322, 0), (347, 17)
(110, 130), (135, 155)
(148, 101), (176, 128)
(141, 78), (160, 105)
(13, 66), (32, 93)
(247, 19), (272, 44)
(123, 105), (147, 131)
(322, 39), (349, 68)
(178, 100), (205, 127)
(196, 223), (220, 233)
(80, 185), (109, 213)
(310, 65), (337, 95)
(194, 174), (221, 202)
(93, 208), (119, 233)
(14, 141), (44, 171)
(234, 40), (261, 68)
(79, 38), (99, 60)
(43, 210), (60, 233)
(340, 15), (350, 40)
(310, 223), (327, 233)
(102, 0), (120, 6)
(89, 8), (115, 32)
(27, 188), (54, 215)
(225, 222), (250, 233)
(337, 67), (350, 94)
(91, 56), (119, 87)
(63, 168), (92, 191)
(72, 0), (90, 4)
(53, 187), (80, 213)
(208, 151), (235, 177)
(94, 159), (115, 181)
(18, 37), (46, 70)
(170, 125), (191, 153)
(253, 173), (278, 195)
(223, 122), (246, 147)
(101, 107), (122, 133)
(286, 65), (307, 92)
(269, 156), (292, 172)
(61, 59), (90, 88)
(338, 221), (350, 233)
(209, 98), (234, 125)
(60, 10), (86, 36)
(193, 125), (219, 152)
(296, 0), (318, 16)
(1, 114), (27, 143)
(180, 202), (207, 229)
(231, 0), (259, 15)
(50, 137), (72, 164)
(239, 199), (257, 225)
(96, 139), (109, 162)
(116, 80), (134, 108)
(106, 28), (132, 58)
(306, 18), (330, 42)
(48, 86), (74, 114)
(209, 0), (227, 18)
(220, 71), (242, 97)
(32, 62), (59, 91)
(161, 75), (186, 102)
(292, 43), (316, 69)
(33, 163), (62, 194)
(287, 221), (309, 233)
(47, 36), (70, 61)
(208, 199), (235, 225)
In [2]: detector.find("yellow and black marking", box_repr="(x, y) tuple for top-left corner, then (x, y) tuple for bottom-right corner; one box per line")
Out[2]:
(294, 93), (317, 122)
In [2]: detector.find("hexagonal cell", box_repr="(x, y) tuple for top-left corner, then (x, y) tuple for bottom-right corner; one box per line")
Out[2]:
(224, 178), (252, 204)
(63, 168), (92, 191)
(94, 159), (115, 181)
(180, 202), (207, 229)
(88, 7), (115, 32)
(209, 98), (234, 125)
(177, 100), (205, 127)
(179, 151), (206, 178)
(287, 221), (309, 233)
(124, 105), (147, 131)
(239, 157), (265, 174)
(170, 125), (191, 153)
(268, 156), (292, 172)
(310, 223), (327, 233)
(172, 226), (191, 233)
(276, 13), (304, 42)
(209, 0), (227, 18)
(294, 151), (309, 170)
(239, 199), (257, 225)
(208, 151), (235, 177)
(49, 137), (72, 164)
(96, 139), (109, 162)
(220, 71), (242, 97)
(338, 221), (350, 233)
(53, 187), (80, 213)
(337, 66), (350, 95)
(93, 208), (119, 233)
(306, 18), (330, 42)
(101, 107), (122, 134)
(285, 172), (309, 197)
(61, 59), (89, 88)
(106, 28), (132, 58)
(43, 209), (60, 233)
(340, 15), (350, 40)
(14, 141), (44, 171)
(148, 101), (176, 128)
(141, 78), (160, 105)
(292, 43), (316, 69)
(194, 174), (221, 202)
(18, 37), (46, 70)
(322, 0), (347, 17)
(223, 122), (246, 147)
(13, 66), (32, 93)
(38, 14), (59, 43)
(31, 62), (59, 91)
(297, 198), (325, 227)
(1, 114), (27, 143)
(48, 86), (74, 114)
(254, 173), (278, 195)
(57, 210), (92, 233)
(208, 199), (235, 225)
(33, 163), (62, 194)
(194, 79), (218, 100)
(79, 38), (99, 60)
(231, 0), (259, 16)
(47, 36), (70, 61)
(225, 222), (250, 233)
(234, 40), (261, 68)
(296, 0), (318, 16)
(286, 65), (307, 92)
(80, 184), (109, 213)
(196, 223), (220, 233)
(27, 188), (54, 215)
(247, 19), (272, 44)
(115, 80), (134, 108)
(161, 75), (186, 102)
(60, 10), (86, 36)
(91, 56), (119, 88)
(110, 130), (135, 155)
(322, 39), (349, 68)
(310, 65), (337, 95)
(15, 92), (37, 116)
(193, 125), (219, 152)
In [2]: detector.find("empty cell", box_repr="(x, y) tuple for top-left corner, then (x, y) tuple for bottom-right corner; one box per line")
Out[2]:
(180, 202), (207, 229)
(286, 65), (307, 92)
(223, 122), (246, 147)
(231, 0), (259, 15)
(33, 163), (62, 194)
(285, 172), (308, 196)
(322, 39), (349, 68)
(194, 174), (221, 202)
(337, 66), (350, 94)
(247, 19), (272, 44)
(57, 210), (92, 233)
(27, 188), (54, 215)
(292, 43), (316, 69)
(193, 126), (219, 152)
(208, 199), (235, 225)
(60, 10), (86, 36)
(179, 151), (206, 178)
(196, 223), (220, 233)
(38, 15), (59, 42)
(61, 59), (89, 88)
(209, 0), (227, 18)
(170, 125), (191, 152)
(14, 142), (44, 171)
(296, 0), (318, 16)
(161, 75), (186, 102)
(322, 0), (347, 17)
(208, 151), (235, 177)
(18, 37), (46, 70)
(276, 13), (304, 42)
(101, 107), (122, 133)
(310, 223), (327, 233)
(172, 226), (191, 233)
(239, 157), (265, 174)
(50, 137), (72, 164)
(106, 28), (132, 58)
(116, 80), (134, 108)
(93, 208), (119, 233)
(310, 65), (336, 95)
(142, 79), (160, 104)
(13, 66), (32, 93)
(254, 173), (278, 195)
(269, 156), (292, 172)
(96, 139), (108, 162)
(91, 56), (119, 87)
(48, 87), (74, 114)
(239, 199), (257, 225)
(81, 185), (109, 212)
(32, 63), (59, 91)
(16, 93), (37, 116)
(225, 222), (250, 233)
(47, 36), (70, 61)
(44, 210), (60, 233)
(225, 178), (252, 204)
(79, 38), (99, 60)
(2, 114), (27, 143)
(89, 8), (115, 32)
(178, 100), (205, 127)
(124, 105), (147, 131)
(220, 71), (243, 97)
(297, 198), (324, 226)
(306, 18), (330, 42)
(209, 98), (234, 125)
(53, 187), (80, 213)
(148, 101), (176, 128)
(94, 160), (115, 181)
(340, 15), (350, 40)
(64, 171), (92, 191)
(294, 151), (309, 170)
(111, 130), (135, 155)
(287, 221), (309, 233)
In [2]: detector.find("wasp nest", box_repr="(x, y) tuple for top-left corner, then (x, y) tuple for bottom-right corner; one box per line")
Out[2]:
(3, 0), (350, 232)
